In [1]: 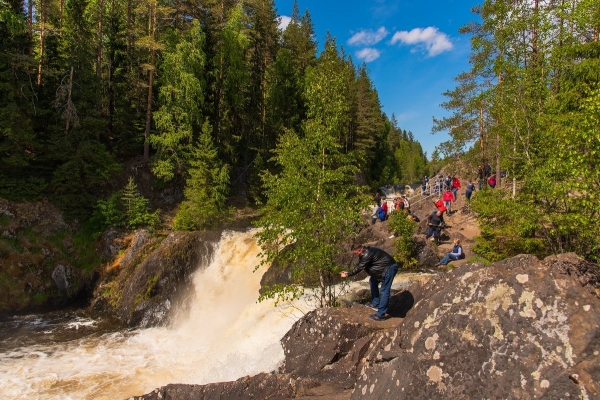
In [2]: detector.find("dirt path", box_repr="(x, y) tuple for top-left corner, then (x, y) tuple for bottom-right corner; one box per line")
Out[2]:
(404, 178), (481, 267)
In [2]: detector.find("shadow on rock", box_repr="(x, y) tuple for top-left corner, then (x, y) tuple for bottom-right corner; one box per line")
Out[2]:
(387, 290), (414, 318)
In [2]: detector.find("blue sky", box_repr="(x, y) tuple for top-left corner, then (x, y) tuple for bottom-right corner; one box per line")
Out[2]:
(274, 0), (480, 158)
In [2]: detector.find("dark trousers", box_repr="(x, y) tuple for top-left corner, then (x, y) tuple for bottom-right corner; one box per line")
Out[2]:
(369, 263), (399, 318)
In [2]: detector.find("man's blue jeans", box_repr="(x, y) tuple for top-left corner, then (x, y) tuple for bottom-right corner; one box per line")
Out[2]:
(440, 253), (459, 265)
(369, 263), (399, 318)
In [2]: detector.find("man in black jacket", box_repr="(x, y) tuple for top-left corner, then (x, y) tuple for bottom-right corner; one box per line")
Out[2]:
(426, 210), (445, 242)
(340, 245), (398, 321)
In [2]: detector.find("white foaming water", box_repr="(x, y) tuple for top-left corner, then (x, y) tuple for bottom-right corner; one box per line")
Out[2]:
(0, 230), (315, 400)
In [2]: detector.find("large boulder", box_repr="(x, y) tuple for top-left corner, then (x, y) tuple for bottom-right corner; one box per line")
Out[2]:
(350, 254), (600, 399)
(135, 374), (351, 400)
(136, 253), (600, 399)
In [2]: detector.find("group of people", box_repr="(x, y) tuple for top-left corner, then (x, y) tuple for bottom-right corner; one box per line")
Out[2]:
(477, 162), (500, 189)
(347, 176), (476, 322)
(371, 193), (412, 225)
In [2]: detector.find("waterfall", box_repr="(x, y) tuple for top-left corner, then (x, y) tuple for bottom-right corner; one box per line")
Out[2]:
(0, 230), (315, 400)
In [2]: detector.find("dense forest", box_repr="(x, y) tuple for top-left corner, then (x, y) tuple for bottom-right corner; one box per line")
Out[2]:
(432, 0), (600, 262)
(0, 0), (428, 228)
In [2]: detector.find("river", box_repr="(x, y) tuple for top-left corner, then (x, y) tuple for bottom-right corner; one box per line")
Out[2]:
(0, 230), (316, 400)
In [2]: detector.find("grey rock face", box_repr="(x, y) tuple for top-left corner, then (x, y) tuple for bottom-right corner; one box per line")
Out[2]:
(121, 229), (151, 268)
(51, 264), (72, 290)
(415, 237), (440, 267)
(351, 254), (600, 399)
(136, 254), (600, 400)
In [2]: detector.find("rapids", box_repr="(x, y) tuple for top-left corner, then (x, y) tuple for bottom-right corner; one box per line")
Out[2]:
(0, 230), (316, 400)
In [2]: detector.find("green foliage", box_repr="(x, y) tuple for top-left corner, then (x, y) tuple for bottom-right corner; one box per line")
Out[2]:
(257, 284), (304, 306)
(33, 292), (49, 305)
(94, 192), (124, 227)
(152, 21), (206, 182)
(255, 40), (371, 307)
(173, 121), (230, 230)
(388, 211), (419, 269)
(471, 189), (546, 261)
(435, 0), (600, 262)
(121, 177), (160, 229)
(51, 141), (121, 220)
(0, 0), (424, 248)
(95, 177), (159, 230)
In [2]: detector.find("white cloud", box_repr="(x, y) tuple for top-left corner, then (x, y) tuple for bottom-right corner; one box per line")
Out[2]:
(356, 48), (381, 63)
(390, 27), (453, 57)
(278, 16), (291, 31)
(348, 27), (389, 46)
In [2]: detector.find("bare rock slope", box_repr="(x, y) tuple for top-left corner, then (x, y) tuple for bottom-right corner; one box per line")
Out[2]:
(136, 252), (600, 400)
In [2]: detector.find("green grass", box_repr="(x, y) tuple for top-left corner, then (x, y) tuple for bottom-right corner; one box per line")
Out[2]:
(0, 214), (9, 226)
(33, 292), (49, 304)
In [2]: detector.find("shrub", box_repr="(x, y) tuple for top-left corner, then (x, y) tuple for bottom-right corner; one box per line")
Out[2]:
(388, 211), (418, 269)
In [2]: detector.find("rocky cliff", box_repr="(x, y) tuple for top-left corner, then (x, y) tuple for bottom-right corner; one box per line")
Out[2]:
(91, 230), (222, 327)
(0, 199), (97, 311)
(136, 252), (600, 400)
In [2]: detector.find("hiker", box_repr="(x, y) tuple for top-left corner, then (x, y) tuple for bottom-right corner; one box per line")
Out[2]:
(444, 175), (452, 191)
(488, 175), (497, 189)
(443, 188), (455, 215)
(421, 175), (429, 195)
(437, 238), (463, 266)
(394, 197), (403, 212)
(465, 180), (476, 202)
(371, 203), (378, 225)
(433, 198), (447, 214)
(402, 195), (410, 211)
(340, 245), (398, 321)
(451, 176), (461, 200)
(379, 197), (388, 220)
(406, 210), (420, 222)
(426, 210), (445, 242)
(374, 192), (381, 206)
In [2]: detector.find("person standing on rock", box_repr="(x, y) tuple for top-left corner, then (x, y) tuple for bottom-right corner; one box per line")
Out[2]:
(465, 180), (476, 202)
(443, 188), (455, 215)
(340, 245), (399, 321)
(426, 209), (445, 242)
(451, 176), (461, 200)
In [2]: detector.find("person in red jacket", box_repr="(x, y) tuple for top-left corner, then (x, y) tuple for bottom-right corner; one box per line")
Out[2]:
(433, 198), (447, 214)
(443, 188), (455, 215)
(451, 177), (461, 200)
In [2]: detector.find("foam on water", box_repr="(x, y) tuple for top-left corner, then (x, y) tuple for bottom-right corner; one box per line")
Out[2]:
(0, 230), (315, 400)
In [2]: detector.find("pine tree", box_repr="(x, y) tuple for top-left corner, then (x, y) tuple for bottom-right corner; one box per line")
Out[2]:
(0, 1), (38, 198)
(173, 121), (230, 230)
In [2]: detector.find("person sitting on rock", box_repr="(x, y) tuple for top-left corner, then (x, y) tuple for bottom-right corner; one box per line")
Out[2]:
(406, 210), (420, 222)
(426, 210), (445, 242)
(340, 244), (399, 321)
(437, 239), (463, 266)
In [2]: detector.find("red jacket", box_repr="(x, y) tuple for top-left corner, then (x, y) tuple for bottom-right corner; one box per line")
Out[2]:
(452, 178), (461, 189)
(434, 199), (447, 213)
(443, 191), (455, 202)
